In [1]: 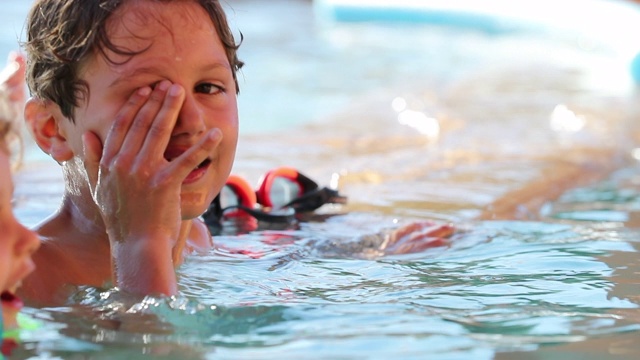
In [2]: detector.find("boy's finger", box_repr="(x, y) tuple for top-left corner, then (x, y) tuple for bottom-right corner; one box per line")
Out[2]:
(1, 52), (25, 90)
(82, 131), (103, 190)
(119, 81), (174, 159)
(101, 86), (152, 165)
(164, 128), (222, 181)
(422, 224), (455, 239)
(393, 221), (435, 240)
(139, 83), (184, 159)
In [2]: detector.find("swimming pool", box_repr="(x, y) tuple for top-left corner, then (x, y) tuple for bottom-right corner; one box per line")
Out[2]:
(9, 0), (640, 358)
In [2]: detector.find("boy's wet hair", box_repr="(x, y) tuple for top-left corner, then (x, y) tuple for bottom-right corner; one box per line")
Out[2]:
(23, 0), (243, 123)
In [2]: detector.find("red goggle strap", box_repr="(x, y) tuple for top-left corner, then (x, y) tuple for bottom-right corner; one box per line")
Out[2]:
(203, 168), (346, 231)
(256, 166), (319, 208)
(202, 173), (296, 230)
(225, 174), (257, 209)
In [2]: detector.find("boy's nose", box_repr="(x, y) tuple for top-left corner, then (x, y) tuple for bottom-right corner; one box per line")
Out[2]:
(15, 221), (40, 256)
(174, 94), (206, 137)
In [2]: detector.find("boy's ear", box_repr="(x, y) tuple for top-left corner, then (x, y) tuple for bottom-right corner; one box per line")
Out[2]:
(24, 97), (74, 163)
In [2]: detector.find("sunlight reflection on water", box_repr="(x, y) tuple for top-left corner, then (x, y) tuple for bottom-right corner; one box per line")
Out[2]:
(8, 0), (640, 358)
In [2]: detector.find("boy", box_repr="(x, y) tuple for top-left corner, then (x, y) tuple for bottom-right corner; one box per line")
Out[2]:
(0, 51), (41, 354)
(21, 0), (242, 304)
(20, 0), (454, 305)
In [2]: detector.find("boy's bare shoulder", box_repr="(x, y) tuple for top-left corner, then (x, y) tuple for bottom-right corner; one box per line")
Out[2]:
(21, 227), (112, 305)
(20, 238), (75, 305)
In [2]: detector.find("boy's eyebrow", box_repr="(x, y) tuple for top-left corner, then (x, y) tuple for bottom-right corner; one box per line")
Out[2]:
(109, 63), (232, 89)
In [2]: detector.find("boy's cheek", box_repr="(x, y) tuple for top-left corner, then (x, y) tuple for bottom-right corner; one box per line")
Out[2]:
(0, 257), (9, 290)
(73, 105), (114, 141)
(1, 303), (19, 330)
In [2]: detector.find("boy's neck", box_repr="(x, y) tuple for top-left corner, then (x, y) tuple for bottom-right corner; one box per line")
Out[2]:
(59, 192), (109, 238)
(172, 220), (193, 266)
(57, 187), (198, 257)
(58, 162), (109, 238)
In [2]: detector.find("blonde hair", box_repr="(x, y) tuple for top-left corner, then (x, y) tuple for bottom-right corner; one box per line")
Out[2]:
(0, 79), (23, 170)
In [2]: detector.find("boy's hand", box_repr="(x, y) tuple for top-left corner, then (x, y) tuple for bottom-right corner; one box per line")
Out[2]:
(0, 52), (26, 121)
(81, 81), (222, 295)
(382, 221), (455, 255)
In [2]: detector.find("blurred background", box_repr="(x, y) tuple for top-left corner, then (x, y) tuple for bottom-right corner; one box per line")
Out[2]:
(7, 0), (640, 223)
(5, 2), (640, 359)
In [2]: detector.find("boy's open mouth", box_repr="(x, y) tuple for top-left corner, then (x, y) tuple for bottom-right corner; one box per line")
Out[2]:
(163, 150), (212, 170)
(195, 158), (211, 170)
(163, 146), (213, 184)
(1, 290), (23, 310)
(1, 290), (23, 356)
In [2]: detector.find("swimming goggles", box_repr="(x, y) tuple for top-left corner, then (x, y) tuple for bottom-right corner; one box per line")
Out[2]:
(202, 166), (347, 229)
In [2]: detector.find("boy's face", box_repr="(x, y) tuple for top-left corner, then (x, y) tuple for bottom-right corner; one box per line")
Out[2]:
(0, 142), (40, 311)
(61, 0), (239, 219)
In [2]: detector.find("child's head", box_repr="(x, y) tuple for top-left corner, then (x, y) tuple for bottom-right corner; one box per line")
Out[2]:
(24, 0), (243, 122)
(23, 0), (243, 220)
(0, 54), (39, 327)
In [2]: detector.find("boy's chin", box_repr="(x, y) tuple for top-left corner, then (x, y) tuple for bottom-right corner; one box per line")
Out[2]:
(180, 204), (209, 221)
(180, 191), (216, 220)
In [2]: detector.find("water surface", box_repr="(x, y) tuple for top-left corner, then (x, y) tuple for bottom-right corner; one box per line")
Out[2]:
(8, 0), (640, 359)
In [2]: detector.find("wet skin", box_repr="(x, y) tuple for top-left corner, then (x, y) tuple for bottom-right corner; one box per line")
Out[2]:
(0, 52), (40, 331)
(21, 0), (238, 303)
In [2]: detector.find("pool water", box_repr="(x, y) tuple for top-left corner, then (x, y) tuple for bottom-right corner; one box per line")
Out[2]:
(8, 0), (640, 359)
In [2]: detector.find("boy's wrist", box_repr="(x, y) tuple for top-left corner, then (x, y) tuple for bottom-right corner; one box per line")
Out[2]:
(111, 237), (178, 296)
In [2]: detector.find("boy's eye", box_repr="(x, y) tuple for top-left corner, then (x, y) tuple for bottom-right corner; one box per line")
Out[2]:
(195, 83), (224, 95)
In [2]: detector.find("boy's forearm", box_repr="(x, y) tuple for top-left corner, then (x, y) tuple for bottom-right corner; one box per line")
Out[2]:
(111, 239), (178, 296)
